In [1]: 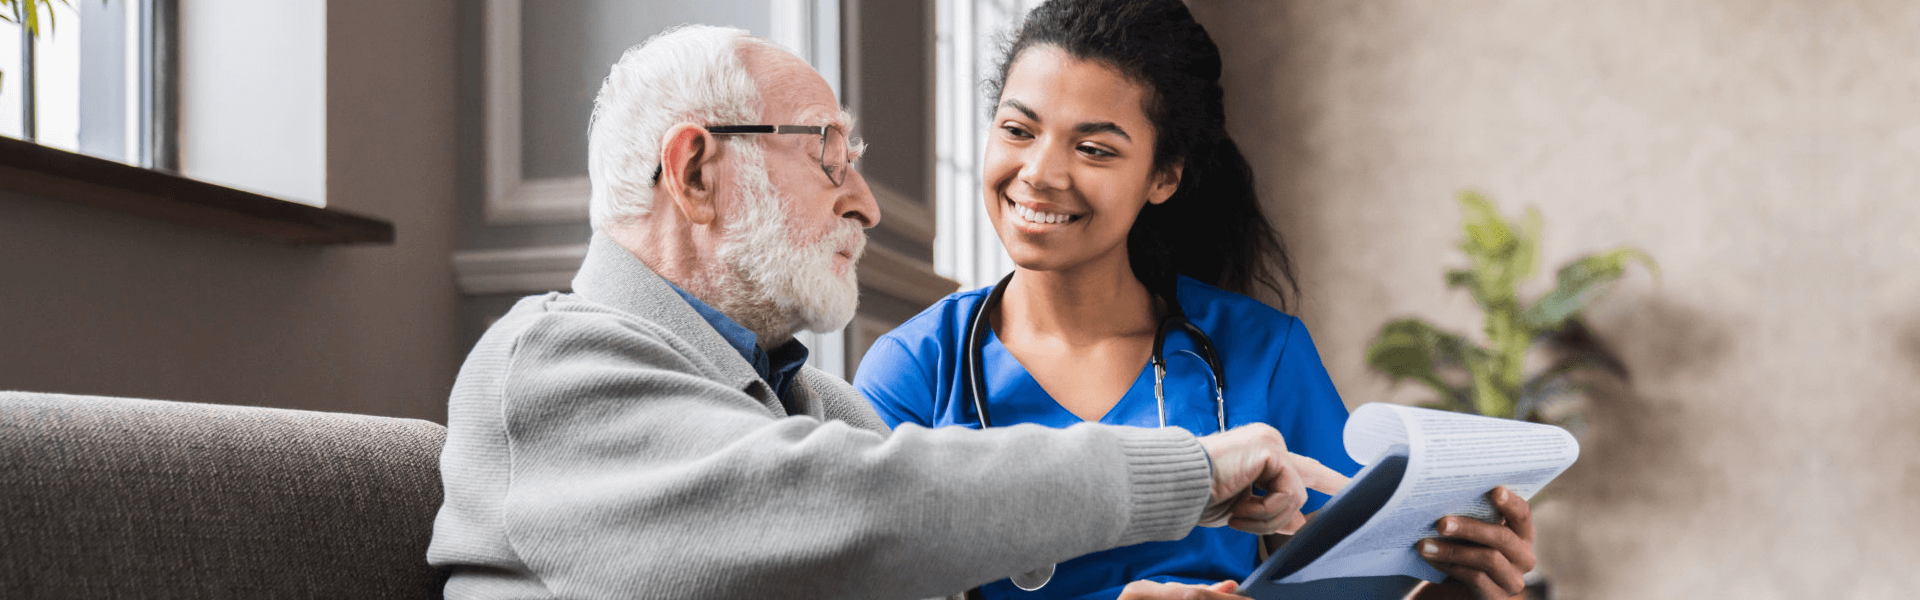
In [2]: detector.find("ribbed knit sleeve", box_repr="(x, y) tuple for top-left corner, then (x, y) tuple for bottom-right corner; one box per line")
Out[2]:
(1110, 426), (1213, 547)
(431, 299), (1214, 600)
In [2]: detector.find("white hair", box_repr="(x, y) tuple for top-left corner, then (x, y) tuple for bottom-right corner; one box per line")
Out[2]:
(590, 25), (863, 338)
(587, 25), (774, 232)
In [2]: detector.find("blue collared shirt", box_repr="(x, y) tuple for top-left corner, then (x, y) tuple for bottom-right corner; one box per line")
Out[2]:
(666, 283), (810, 414)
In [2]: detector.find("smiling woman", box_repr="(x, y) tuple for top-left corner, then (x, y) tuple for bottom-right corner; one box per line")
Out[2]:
(854, 1), (1365, 598)
(855, 1), (1545, 599)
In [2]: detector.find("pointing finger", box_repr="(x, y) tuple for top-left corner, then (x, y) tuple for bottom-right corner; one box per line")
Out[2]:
(1291, 453), (1350, 495)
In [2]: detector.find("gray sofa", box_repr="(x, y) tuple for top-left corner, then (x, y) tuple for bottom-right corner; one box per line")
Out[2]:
(0, 391), (448, 599)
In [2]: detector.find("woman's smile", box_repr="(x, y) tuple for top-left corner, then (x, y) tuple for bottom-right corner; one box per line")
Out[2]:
(1004, 195), (1085, 233)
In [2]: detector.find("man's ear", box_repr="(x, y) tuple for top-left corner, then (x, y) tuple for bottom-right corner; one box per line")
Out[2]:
(657, 123), (722, 225)
(1146, 161), (1183, 205)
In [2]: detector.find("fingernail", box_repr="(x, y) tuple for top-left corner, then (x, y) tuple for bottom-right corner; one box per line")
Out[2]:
(1440, 519), (1456, 535)
(1496, 487), (1509, 502)
(1421, 541), (1440, 556)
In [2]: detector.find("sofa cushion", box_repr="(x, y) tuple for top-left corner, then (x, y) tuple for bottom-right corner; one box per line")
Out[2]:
(0, 391), (448, 599)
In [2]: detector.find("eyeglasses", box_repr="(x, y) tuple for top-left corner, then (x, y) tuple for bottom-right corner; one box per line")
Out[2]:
(650, 124), (862, 187)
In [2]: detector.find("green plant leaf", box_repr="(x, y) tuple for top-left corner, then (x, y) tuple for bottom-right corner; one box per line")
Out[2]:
(1517, 371), (1578, 420)
(1511, 206), (1542, 284)
(1458, 192), (1513, 257)
(1521, 247), (1657, 332)
(1366, 318), (1472, 403)
(1445, 269), (1475, 291)
(1457, 192), (1524, 314)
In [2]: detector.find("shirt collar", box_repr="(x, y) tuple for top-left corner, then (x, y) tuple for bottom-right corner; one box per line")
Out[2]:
(664, 282), (810, 408)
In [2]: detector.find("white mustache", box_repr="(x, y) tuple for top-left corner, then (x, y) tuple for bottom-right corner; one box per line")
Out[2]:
(823, 223), (868, 264)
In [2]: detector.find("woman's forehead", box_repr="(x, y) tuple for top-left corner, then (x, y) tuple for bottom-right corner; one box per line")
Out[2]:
(1001, 46), (1150, 126)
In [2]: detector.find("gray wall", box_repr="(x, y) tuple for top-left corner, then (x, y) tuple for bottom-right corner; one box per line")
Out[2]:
(849, 0), (932, 207)
(455, 0), (945, 353)
(518, 0), (771, 180)
(456, 0), (787, 350)
(1189, 1), (1920, 597)
(0, 0), (461, 423)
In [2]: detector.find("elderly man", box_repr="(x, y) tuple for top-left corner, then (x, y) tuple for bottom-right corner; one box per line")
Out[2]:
(428, 25), (1344, 600)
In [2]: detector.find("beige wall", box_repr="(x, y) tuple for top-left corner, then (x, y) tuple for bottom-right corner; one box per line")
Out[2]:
(0, 0), (459, 422)
(1189, 1), (1920, 598)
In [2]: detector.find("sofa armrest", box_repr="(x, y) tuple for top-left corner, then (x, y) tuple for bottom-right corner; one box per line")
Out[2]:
(0, 391), (448, 599)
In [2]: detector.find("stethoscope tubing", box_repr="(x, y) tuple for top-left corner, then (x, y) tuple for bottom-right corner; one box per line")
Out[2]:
(965, 272), (1228, 432)
(961, 272), (1230, 591)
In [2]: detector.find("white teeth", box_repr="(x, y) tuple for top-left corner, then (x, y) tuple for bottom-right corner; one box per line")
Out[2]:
(1013, 202), (1072, 225)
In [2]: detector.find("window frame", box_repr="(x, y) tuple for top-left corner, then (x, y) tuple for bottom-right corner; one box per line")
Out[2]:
(0, 0), (391, 246)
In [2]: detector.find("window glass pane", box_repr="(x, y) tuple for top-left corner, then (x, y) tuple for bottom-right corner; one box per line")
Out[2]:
(0, 20), (21, 139)
(31, 0), (81, 152)
(179, 0), (327, 207)
(73, 0), (132, 162)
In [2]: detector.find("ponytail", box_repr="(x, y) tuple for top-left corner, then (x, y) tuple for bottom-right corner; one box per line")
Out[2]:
(1129, 136), (1298, 310)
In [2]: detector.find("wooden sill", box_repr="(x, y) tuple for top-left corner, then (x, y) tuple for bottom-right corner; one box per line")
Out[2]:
(0, 136), (393, 245)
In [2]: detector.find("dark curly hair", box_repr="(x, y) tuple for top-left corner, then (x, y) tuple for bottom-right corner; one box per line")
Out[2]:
(988, 0), (1299, 309)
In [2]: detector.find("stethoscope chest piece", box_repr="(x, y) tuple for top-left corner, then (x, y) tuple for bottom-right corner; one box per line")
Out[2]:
(1011, 564), (1055, 591)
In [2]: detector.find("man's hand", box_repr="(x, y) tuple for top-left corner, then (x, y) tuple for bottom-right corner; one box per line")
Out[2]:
(1413, 486), (1536, 600)
(1196, 424), (1350, 535)
(1118, 579), (1240, 599)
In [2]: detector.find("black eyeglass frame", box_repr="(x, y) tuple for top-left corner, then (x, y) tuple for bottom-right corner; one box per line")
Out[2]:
(649, 124), (860, 187)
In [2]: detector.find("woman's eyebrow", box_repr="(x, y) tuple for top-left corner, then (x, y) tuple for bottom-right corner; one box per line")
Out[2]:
(1075, 121), (1130, 142)
(1000, 99), (1039, 121)
(1000, 99), (1132, 142)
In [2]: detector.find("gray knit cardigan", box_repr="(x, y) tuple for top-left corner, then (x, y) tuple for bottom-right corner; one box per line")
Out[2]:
(428, 234), (1214, 600)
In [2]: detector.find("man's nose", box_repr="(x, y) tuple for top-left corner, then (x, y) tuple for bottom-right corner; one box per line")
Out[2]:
(837, 167), (881, 228)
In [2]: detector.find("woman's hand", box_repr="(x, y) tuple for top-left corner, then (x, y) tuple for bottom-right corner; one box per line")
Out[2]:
(1413, 486), (1536, 600)
(1117, 579), (1240, 599)
(1196, 424), (1349, 534)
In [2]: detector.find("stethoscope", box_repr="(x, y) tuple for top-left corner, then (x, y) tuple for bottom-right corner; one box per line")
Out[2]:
(962, 272), (1229, 591)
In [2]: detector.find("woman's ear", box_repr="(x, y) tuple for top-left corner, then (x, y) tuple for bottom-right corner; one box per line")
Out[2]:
(1147, 161), (1184, 205)
(657, 124), (722, 225)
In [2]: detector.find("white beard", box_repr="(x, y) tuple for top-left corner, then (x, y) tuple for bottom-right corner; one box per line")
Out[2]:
(713, 143), (865, 340)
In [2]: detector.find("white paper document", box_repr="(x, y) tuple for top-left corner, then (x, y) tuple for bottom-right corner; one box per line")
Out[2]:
(1272, 403), (1579, 585)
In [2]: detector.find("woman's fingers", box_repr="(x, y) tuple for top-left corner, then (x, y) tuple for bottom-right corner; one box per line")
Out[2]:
(1430, 563), (1521, 600)
(1421, 539), (1525, 598)
(1433, 488), (1537, 572)
(1416, 487), (1539, 599)
(1491, 486), (1535, 544)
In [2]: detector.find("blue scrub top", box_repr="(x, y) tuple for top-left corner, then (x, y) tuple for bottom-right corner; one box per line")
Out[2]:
(854, 275), (1362, 600)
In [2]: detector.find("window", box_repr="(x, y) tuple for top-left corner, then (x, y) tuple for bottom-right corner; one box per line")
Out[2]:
(0, 1), (386, 245)
(5, 0), (331, 208)
(932, 0), (1036, 290)
(2, 0), (159, 167)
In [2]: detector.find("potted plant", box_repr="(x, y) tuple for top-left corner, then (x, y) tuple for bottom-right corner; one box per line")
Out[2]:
(1365, 191), (1655, 431)
(1365, 192), (1654, 599)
